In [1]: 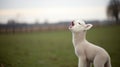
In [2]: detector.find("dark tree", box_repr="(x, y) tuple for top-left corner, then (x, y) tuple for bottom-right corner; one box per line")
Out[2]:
(107, 0), (120, 24)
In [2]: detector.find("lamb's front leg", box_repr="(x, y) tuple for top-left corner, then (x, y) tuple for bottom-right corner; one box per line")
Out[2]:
(78, 56), (87, 67)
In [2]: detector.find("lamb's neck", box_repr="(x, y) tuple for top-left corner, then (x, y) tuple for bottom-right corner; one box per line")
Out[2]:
(72, 31), (87, 46)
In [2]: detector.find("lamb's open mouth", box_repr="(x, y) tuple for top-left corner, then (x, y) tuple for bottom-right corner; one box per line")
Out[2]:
(69, 21), (74, 28)
(71, 21), (74, 26)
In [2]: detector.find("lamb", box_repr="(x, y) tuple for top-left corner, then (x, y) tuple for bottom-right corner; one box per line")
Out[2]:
(69, 19), (111, 67)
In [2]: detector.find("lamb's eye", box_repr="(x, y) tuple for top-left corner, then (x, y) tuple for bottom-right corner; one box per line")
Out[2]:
(78, 23), (81, 25)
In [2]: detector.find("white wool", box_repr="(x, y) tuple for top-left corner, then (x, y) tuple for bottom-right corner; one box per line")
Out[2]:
(69, 19), (111, 67)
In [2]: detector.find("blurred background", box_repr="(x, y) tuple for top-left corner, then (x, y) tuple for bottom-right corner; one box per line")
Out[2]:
(0, 0), (120, 67)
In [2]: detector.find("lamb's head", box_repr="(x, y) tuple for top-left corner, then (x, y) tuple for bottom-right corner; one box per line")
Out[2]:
(69, 19), (93, 33)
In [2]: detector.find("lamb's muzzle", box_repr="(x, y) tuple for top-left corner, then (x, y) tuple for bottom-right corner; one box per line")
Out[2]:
(69, 21), (74, 28)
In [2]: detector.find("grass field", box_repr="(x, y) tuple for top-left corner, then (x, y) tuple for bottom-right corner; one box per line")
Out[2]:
(0, 25), (120, 67)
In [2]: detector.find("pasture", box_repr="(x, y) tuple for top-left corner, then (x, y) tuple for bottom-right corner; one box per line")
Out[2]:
(0, 25), (120, 67)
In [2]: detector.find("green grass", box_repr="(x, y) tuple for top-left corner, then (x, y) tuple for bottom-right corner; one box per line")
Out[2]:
(0, 25), (120, 67)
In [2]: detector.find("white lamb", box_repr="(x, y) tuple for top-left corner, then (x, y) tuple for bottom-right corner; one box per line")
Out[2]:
(69, 19), (111, 67)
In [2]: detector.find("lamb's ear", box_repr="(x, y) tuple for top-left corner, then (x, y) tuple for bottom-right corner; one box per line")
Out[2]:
(84, 24), (93, 30)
